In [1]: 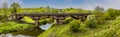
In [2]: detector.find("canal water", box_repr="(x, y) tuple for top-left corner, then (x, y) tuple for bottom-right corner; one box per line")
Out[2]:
(0, 23), (52, 37)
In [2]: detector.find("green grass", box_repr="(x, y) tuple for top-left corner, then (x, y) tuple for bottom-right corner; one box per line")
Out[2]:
(0, 22), (36, 33)
(38, 24), (71, 37)
(38, 19), (120, 37)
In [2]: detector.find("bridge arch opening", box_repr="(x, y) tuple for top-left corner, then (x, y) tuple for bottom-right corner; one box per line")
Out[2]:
(19, 16), (54, 30)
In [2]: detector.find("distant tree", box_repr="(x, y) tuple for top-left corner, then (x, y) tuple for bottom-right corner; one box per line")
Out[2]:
(2, 2), (8, 17)
(93, 6), (104, 16)
(94, 6), (104, 13)
(0, 2), (8, 21)
(10, 2), (21, 13)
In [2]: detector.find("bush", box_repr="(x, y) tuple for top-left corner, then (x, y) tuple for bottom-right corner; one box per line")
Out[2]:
(94, 28), (116, 37)
(0, 22), (35, 33)
(93, 16), (120, 37)
(0, 15), (7, 21)
(69, 20), (81, 32)
(22, 16), (35, 23)
(39, 18), (53, 25)
(85, 15), (97, 28)
(104, 8), (120, 20)
(63, 17), (74, 24)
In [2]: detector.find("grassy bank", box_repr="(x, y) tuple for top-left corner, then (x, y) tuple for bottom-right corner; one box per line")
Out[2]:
(38, 17), (120, 37)
(0, 22), (36, 33)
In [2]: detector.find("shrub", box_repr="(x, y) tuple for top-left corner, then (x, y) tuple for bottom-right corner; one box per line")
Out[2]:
(93, 16), (120, 37)
(39, 18), (53, 25)
(22, 16), (35, 23)
(63, 17), (74, 24)
(94, 28), (116, 37)
(104, 8), (120, 20)
(0, 22), (35, 33)
(114, 29), (120, 37)
(69, 20), (81, 32)
(0, 15), (7, 21)
(85, 15), (97, 28)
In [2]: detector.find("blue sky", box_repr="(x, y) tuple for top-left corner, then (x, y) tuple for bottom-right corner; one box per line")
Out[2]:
(0, 0), (120, 10)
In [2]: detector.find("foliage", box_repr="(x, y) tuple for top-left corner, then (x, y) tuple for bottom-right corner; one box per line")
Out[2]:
(0, 14), (7, 21)
(39, 18), (53, 25)
(62, 8), (89, 13)
(63, 17), (74, 24)
(85, 15), (97, 28)
(10, 2), (21, 13)
(94, 28), (116, 37)
(94, 6), (104, 13)
(2, 3), (8, 18)
(69, 20), (81, 32)
(11, 3), (21, 8)
(104, 8), (120, 20)
(38, 16), (120, 37)
(93, 6), (105, 24)
(22, 16), (35, 23)
(1, 5), (120, 37)
(0, 22), (35, 33)
(93, 16), (120, 37)
(1, 7), (90, 14)
(93, 12), (105, 24)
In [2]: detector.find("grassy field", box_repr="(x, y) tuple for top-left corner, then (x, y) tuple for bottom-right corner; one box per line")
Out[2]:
(0, 22), (36, 33)
(38, 17), (120, 37)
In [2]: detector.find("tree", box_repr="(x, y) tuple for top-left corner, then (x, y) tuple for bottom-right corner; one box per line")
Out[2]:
(10, 2), (21, 13)
(2, 2), (8, 15)
(69, 20), (81, 32)
(104, 8), (120, 20)
(94, 6), (104, 13)
(93, 6), (105, 24)
(93, 6), (104, 16)
(85, 15), (97, 28)
(0, 2), (8, 21)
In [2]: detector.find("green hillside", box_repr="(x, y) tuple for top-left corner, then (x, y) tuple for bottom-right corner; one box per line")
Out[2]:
(38, 16), (120, 37)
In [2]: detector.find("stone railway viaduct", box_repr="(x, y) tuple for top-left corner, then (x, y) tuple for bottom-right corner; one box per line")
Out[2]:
(9, 13), (91, 25)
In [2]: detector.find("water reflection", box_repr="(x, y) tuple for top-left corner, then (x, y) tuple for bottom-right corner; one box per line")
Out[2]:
(39, 23), (52, 30)
(0, 27), (44, 37)
(0, 33), (34, 37)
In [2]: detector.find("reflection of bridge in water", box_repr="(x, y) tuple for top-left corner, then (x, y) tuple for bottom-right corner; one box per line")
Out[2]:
(9, 13), (91, 26)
